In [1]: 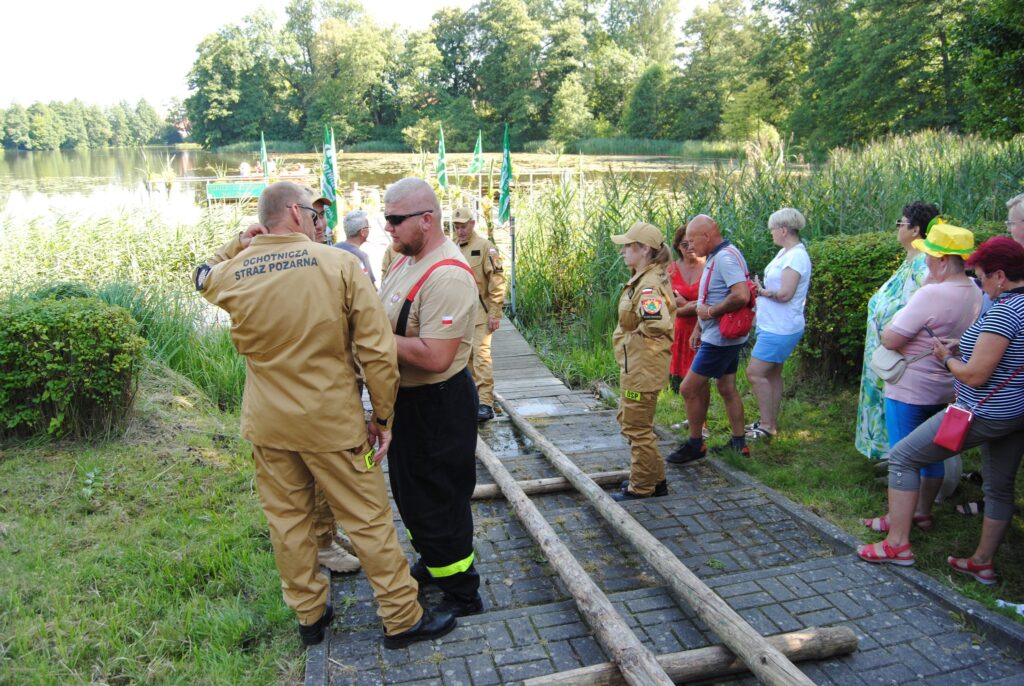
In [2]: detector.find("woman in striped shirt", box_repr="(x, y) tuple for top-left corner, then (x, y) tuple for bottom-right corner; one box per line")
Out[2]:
(858, 237), (1024, 585)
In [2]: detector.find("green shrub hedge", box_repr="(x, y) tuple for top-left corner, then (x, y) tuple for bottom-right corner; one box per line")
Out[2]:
(798, 232), (903, 382)
(798, 223), (1006, 383)
(0, 296), (146, 439)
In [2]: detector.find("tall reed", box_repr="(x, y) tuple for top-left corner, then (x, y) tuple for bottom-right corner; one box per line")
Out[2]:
(513, 131), (1024, 384)
(93, 283), (245, 410)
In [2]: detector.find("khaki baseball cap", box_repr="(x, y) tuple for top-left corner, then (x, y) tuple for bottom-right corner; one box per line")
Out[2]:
(452, 206), (475, 223)
(610, 222), (665, 249)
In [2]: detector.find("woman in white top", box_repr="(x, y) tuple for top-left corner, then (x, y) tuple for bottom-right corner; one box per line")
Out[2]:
(746, 208), (812, 439)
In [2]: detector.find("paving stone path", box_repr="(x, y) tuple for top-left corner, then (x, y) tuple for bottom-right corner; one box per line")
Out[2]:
(307, 320), (1024, 686)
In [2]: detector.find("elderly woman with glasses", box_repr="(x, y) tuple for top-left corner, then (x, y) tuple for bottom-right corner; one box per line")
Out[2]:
(855, 201), (938, 461)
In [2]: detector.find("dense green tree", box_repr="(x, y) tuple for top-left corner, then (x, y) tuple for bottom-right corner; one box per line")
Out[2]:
(185, 11), (301, 147)
(672, 0), (760, 140)
(306, 15), (396, 144)
(539, 0), (588, 108)
(719, 79), (775, 141)
(621, 63), (670, 139)
(52, 100), (89, 148)
(134, 100), (164, 144)
(584, 43), (644, 133)
(83, 105), (112, 147)
(4, 105), (31, 149)
(431, 8), (481, 98)
(549, 72), (594, 144)
(958, 0), (1024, 138)
(27, 103), (65, 151)
(604, 0), (679, 64)
(476, 0), (545, 141)
(108, 102), (134, 146)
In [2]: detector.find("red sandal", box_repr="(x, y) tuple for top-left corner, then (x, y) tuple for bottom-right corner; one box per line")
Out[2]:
(857, 540), (915, 566)
(947, 556), (997, 585)
(861, 513), (934, 533)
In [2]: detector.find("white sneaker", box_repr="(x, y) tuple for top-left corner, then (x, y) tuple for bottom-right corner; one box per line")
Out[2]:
(318, 541), (361, 573)
(334, 530), (356, 555)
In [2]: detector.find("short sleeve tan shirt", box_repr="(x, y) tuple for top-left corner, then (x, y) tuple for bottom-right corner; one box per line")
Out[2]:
(378, 240), (478, 387)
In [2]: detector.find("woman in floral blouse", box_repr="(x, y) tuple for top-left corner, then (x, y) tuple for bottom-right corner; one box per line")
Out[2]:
(854, 202), (938, 459)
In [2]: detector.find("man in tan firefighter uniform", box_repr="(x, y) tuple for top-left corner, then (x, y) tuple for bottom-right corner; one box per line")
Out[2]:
(194, 181), (455, 649)
(239, 194), (362, 575)
(453, 206), (506, 421)
(378, 178), (485, 617)
(608, 222), (676, 501)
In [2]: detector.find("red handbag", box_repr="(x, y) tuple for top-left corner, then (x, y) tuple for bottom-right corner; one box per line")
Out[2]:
(933, 405), (973, 451)
(934, 363), (1024, 451)
(702, 246), (757, 339)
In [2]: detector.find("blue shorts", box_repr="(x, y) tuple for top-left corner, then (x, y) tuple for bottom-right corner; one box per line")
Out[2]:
(691, 341), (743, 379)
(751, 328), (803, 365)
(885, 398), (946, 478)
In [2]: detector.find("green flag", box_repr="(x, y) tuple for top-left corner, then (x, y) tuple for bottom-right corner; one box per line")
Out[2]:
(321, 126), (338, 240)
(260, 131), (269, 179)
(436, 125), (448, 191)
(499, 124), (512, 224)
(466, 130), (485, 174)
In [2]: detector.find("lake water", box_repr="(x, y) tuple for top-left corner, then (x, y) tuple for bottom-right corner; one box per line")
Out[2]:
(0, 146), (740, 209)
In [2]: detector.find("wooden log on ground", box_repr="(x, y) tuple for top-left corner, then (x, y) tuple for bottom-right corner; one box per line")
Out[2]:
(472, 470), (629, 499)
(523, 626), (858, 685)
(495, 392), (818, 686)
(475, 438), (675, 686)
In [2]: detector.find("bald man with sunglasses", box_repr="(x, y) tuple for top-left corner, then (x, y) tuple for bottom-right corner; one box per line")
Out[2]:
(378, 178), (484, 618)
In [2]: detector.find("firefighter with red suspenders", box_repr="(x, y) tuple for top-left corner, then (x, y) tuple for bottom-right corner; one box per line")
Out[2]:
(378, 178), (485, 617)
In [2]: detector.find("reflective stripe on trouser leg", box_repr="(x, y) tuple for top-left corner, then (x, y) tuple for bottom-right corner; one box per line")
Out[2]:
(312, 484), (336, 548)
(389, 368), (481, 602)
(471, 318), (495, 406)
(304, 445), (423, 635)
(617, 389), (664, 495)
(250, 445), (327, 625)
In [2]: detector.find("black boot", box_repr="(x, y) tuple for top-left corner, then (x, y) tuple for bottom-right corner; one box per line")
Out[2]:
(298, 604), (335, 647)
(382, 609), (457, 649)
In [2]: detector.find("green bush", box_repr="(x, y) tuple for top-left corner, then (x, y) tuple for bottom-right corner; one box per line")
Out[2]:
(344, 139), (410, 153)
(798, 232), (903, 382)
(0, 297), (146, 439)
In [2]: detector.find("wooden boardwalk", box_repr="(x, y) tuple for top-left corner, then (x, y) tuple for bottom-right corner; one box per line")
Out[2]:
(306, 318), (1024, 686)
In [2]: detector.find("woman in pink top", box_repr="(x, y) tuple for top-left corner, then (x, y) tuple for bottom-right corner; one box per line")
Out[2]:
(862, 224), (981, 533)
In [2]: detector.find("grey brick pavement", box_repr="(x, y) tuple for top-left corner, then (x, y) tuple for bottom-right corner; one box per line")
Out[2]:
(307, 320), (1024, 685)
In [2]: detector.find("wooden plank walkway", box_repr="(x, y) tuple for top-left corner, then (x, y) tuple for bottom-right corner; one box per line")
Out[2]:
(306, 318), (1024, 686)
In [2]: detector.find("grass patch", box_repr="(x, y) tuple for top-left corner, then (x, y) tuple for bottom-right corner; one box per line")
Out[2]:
(343, 140), (410, 153)
(215, 139), (307, 152)
(572, 138), (746, 157)
(0, 362), (304, 684)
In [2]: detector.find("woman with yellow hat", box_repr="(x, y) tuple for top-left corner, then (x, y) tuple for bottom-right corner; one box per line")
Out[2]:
(610, 222), (676, 501)
(859, 236), (1024, 584)
(861, 222), (981, 534)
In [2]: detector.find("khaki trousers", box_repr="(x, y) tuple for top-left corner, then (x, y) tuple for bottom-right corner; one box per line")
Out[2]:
(617, 390), (665, 495)
(251, 444), (422, 633)
(312, 485), (335, 548)
(470, 317), (495, 406)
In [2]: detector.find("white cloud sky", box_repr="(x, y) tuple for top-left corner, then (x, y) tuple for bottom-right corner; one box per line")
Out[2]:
(1, 0), (702, 114)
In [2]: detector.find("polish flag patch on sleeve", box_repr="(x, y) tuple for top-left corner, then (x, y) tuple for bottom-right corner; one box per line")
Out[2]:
(441, 315), (454, 326)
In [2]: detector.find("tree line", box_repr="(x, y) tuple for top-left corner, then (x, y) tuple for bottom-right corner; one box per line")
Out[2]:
(181, 0), (1021, 153)
(0, 99), (184, 151)
(4, 0), (1020, 154)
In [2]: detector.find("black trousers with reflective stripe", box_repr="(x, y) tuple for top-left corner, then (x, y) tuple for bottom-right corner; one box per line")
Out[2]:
(389, 367), (480, 601)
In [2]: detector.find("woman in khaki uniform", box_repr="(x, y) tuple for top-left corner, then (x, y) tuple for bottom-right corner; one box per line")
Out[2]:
(610, 222), (676, 501)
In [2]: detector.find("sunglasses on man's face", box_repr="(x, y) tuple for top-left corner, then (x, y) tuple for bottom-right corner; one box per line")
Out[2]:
(384, 210), (432, 226)
(293, 204), (319, 223)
